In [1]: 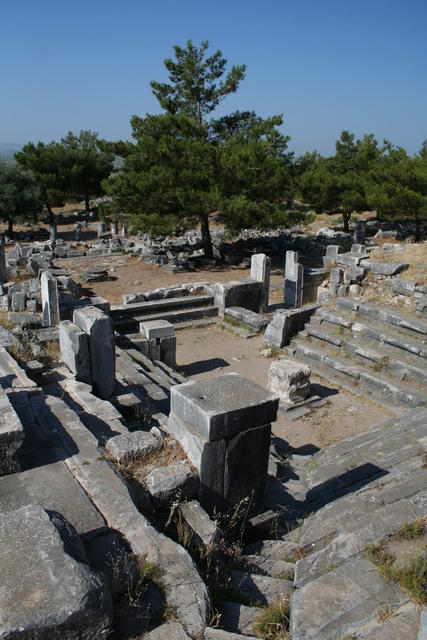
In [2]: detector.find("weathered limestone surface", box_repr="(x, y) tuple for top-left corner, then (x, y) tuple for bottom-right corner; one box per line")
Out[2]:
(205, 628), (258, 639)
(268, 358), (311, 404)
(225, 306), (268, 331)
(290, 557), (410, 640)
(0, 504), (113, 639)
(168, 373), (278, 513)
(0, 387), (24, 475)
(30, 391), (210, 637)
(0, 234), (7, 283)
(229, 570), (293, 605)
(218, 602), (263, 636)
(212, 280), (262, 316)
(264, 305), (319, 348)
(178, 500), (222, 547)
(145, 622), (191, 639)
(146, 463), (199, 502)
(250, 253), (270, 313)
(284, 250), (303, 308)
(0, 460), (106, 539)
(59, 320), (92, 384)
(73, 306), (115, 399)
(140, 319), (175, 339)
(106, 430), (161, 463)
(41, 270), (60, 327)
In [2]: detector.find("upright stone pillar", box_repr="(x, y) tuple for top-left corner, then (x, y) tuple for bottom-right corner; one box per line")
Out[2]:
(323, 244), (340, 267)
(97, 223), (106, 238)
(167, 373), (279, 514)
(41, 271), (60, 327)
(73, 306), (115, 399)
(49, 223), (57, 247)
(59, 320), (92, 384)
(74, 223), (82, 241)
(0, 234), (7, 284)
(354, 220), (366, 245)
(111, 221), (118, 235)
(251, 253), (271, 313)
(284, 251), (303, 308)
(121, 226), (128, 238)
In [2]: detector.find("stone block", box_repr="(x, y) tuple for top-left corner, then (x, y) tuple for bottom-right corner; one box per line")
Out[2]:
(11, 291), (26, 311)
(106, 430), (161, 463)
(284, 251), (303, 309)
(224, 423), (271, 510)
(178, 500), (222, 547)
(7, 311), (41, 327)
(160, 335), (176, 368)
(268, 358), (311, 404)
(0, 294), (9, 311)
(323, 244), (340, 267)
(59, 320), (92, 384)
(170, 372), (278, 442)
(225, 306), (268, 331)
(212, 280), (262, 315)
(330, 267), (342, 284)
(26, 298), (37, 312)
(0, 235), (7, 283)
(146, 463), (199, 503)
(41, 270), (60, 326)
(0, 504), (112, 638)
(263, 305), (319, 348)
(250, 253), (271, 312)
(73, 306), (115, 399)
(0, 388), (24, 475)
(140, 319), (175, 339)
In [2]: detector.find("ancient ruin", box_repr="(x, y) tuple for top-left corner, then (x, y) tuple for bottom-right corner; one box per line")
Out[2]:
(0, 214), (425, 640)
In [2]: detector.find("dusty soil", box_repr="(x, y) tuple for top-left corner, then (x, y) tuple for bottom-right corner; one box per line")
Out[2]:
(56, 253), (286, 305)
(175, 325), (396, 451)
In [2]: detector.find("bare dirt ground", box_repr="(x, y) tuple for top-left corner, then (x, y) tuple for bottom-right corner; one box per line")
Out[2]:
(175, 325), (396, 451)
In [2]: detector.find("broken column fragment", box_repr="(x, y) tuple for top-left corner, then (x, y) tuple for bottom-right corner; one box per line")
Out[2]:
(268, 358), (311, 405)
(167, 373), (279, 514)
(73, 306), (115, 399)
(250, 253), (271, 313)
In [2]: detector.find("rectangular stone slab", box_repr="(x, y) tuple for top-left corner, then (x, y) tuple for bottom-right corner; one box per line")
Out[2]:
(139, 319), (175, 339)
(170, 372), (279, 441)
(0, 461), (106, 538)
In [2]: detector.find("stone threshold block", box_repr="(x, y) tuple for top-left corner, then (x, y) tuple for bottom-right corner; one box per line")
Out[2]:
(225, 306), (268, 332)
(140, 319), (175, 339)
(168, 373), (279, 514)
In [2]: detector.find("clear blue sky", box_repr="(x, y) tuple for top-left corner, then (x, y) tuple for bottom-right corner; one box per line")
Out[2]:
(1, 0), (426, 156)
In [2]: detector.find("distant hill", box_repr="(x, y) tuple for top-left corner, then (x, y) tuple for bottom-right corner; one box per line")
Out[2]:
(0, 143), (23, 163)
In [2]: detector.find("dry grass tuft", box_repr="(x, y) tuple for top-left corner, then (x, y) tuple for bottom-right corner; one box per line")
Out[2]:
(376, 603), (396, 623)
(253, 598), (291, 639)
(370, 242), (427, 285)
(117, 437), (192, 487)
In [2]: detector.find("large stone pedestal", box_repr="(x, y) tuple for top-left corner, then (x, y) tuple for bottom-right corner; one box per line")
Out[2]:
(167, 373), (278, 514)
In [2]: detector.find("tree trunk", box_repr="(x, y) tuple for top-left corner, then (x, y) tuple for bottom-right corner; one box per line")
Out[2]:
(343, 212), (350, 233)
(84, 194), (90, 213)
(200, 214), (213, 258)
(46, 203), (54, 224)
(415, 215), (420, 242)
(7, 218), (13, 239)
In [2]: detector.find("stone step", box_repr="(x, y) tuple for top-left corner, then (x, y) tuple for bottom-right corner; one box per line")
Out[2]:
(0, 347), (37, 391)
(290, 556), (411, 640)
(292, 337), (426, 407)
(115, 348), (170, 414)
(114, 304), (219, 332)
(111, 294), (214, 317)
(294, 490), (426, 587)
(229, 570), (293, 606)
(337, 298), (427, 335)
(241, 554), (295, 579)
(126, 348), (177, 390)
(29, 388), (210, 636)
(218, 602), (264, 637)
(305, 323), (427, 386)
(300, 458), (426, 549)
